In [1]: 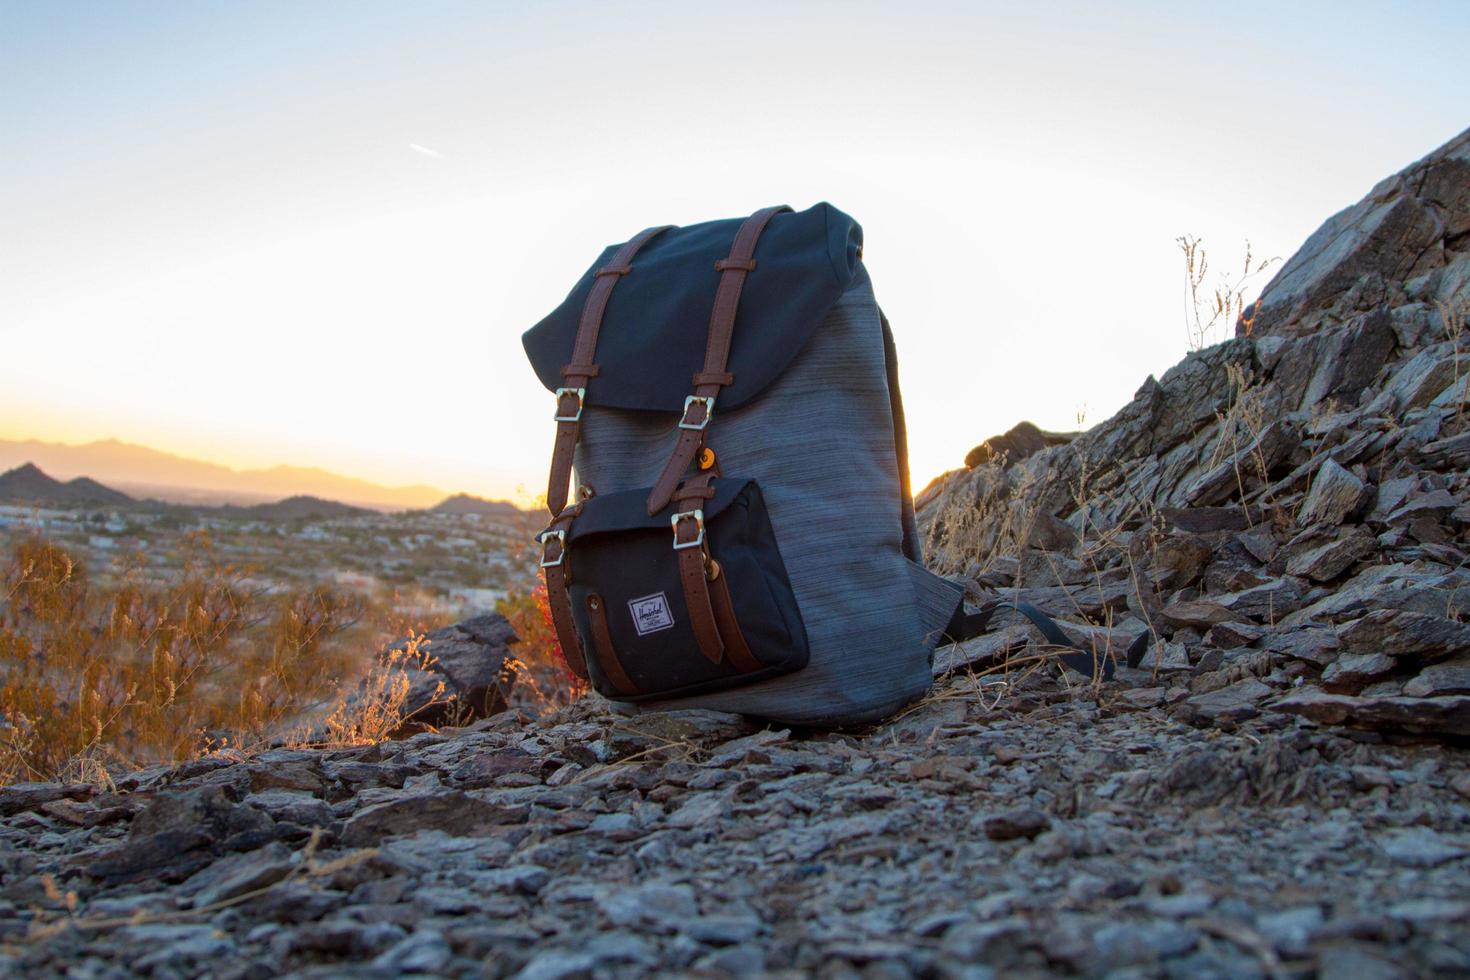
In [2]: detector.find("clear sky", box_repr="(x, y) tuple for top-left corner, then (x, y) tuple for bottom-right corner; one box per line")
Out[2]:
(3, 1), (1467, 503)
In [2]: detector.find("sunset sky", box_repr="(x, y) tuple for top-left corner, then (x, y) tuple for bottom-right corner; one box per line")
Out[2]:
(3, 1), (1467, 504)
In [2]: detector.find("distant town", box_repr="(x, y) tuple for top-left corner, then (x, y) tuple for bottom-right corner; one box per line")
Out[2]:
(0, 461), (542, 628)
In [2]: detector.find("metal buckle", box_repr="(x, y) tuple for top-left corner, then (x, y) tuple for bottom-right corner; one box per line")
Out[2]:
(538, 529), (567, 567)
(671, 509), (705, 550)
(677, 395), (714, 431)
(553, 388), (585, 423)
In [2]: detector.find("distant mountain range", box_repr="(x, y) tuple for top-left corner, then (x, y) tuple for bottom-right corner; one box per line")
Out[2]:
(0, 462), (526, 523)
(219, 495), (373, 521)
(0, 463), (134, 507)
(0, 437), (501, 512)
(428, 493), (523, 518)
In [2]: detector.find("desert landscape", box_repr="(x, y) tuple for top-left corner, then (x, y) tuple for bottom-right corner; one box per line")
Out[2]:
(1, 118), (1466, 978)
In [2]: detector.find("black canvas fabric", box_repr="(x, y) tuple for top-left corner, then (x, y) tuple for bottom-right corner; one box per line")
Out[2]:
(522, 203), (863, 413)
(557, 479), (809, 700)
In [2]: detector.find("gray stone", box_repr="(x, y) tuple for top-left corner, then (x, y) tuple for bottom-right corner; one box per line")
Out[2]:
(1202, 621), (1265, 648)
(1337, 610), (1470, 661)
(1179, 678), (1273, 725)
(128, 924), (237, 970)
(1385, 487), (1460, 525)
(1256, 905), (1324, 957)
(979, 808), (1050, 841)
(1384, 898), (1470, 923)
(340, 790), (522, 846)
(1404, 659), (1470, 697)
(1271, 691), (1470, 736)
(181, 842), (294, 908)
(580, 932), (658, 965)
(1265, 627), (1340, 666)
(682, 914), (764, 944)
(1418, 433), (1470, 470)
(1376, 343), (1462, 412)
(1215, 577), (1309, 621)
(129, 783), (268, 841)
(664, 792), (729, 830)
(1321, 652), (1398, 694)
(1159, 599), (1234, 629)
(481, 865), (551, 895)
(1298, 459), (1367, 527)
(0, 782), (94, 817)
(695, 946), (767, 976)
(371, 929), (453, 974)
(514, 951), (595, 980)
(243, 789), (334, 828)
(1370, 476), (1418, 520)
(1379, 827), (1468, 868)
(1285, 528), (1376, 581)
(596, 883), (699, 934)
(1317, 944), (1405, 980)
(1093, 920), (1199, 968)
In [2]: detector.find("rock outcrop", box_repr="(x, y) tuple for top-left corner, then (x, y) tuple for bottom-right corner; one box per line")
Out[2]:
(920, 126), (1470, 740)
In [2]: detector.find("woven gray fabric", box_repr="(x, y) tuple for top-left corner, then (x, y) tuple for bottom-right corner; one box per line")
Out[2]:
(574, 269), (960, 725)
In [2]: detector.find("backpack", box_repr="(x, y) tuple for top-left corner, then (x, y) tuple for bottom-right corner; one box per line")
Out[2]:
(522, 204), (1121, 726)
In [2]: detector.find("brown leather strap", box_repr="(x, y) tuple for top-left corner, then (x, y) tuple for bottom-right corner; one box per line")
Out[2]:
(645, 206), (789, 515)
(586, 593), (640, 696)
(671, 474), (723, 665)
(707, 564), (762, 673)
(539, 509), (588, 679)
(547, 224), (673, 517)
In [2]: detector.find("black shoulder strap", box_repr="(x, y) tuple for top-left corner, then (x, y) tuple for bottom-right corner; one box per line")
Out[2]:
(943, 599), (1150, 682)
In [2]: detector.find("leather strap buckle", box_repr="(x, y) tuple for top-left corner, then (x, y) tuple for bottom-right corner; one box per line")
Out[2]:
(553, 387), (585, 423)
(538, 529), (568, 567)
(671, 509), (705, 550)
(678, 395), (714, 431)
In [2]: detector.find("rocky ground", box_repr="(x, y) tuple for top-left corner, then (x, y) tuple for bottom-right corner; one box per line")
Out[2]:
(3, 131), (1469, 979)
(2, 673), (1468, 979)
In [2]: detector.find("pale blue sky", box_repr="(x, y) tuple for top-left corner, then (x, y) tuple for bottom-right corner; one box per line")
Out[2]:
(3, 1), (1467, 500)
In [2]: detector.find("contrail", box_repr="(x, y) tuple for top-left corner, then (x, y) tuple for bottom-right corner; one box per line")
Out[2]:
(409, 143), (445, 159)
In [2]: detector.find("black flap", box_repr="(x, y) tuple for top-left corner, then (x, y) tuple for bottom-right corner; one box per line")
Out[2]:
(556, 478), (754, 543)
(522, 203), (862, 413)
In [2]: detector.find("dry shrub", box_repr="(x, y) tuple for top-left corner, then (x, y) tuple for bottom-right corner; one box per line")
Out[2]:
(925, 459), (1042, 578)
(1178, 235), (1280, 350)
(318, 632), (441, 744)
(0, 534), (366, 785)
(1442, 297), (1469, 425)
(498, 581), (587, 711)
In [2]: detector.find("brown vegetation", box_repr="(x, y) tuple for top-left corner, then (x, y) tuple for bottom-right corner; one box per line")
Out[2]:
(0, 534), (370, 786)
(497, 581), (588, 711)
(0, 527), (589, 786)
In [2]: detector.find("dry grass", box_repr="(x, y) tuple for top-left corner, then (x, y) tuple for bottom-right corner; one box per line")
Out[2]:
(1209, 360), (1274, 513)
(925, 459), (1043, 578)
(0, 534), (410, 786)
(25, 827), (381, 940)
(317, 632), (443, 745)
(497, 581), (588, 711)
(1179, 235), (1280, 350)
(1441, 297), (1468, 426)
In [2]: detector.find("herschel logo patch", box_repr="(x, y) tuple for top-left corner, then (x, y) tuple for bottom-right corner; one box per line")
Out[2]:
(628, 592), (675, 635)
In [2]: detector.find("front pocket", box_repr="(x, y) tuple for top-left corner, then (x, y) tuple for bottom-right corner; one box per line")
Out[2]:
(545, 478), (808, 701)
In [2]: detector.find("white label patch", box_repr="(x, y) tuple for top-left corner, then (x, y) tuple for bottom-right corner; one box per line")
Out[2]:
(628, 592), (675, 636)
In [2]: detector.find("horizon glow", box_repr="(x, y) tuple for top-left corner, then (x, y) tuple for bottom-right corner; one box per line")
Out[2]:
(3, 1), (1468, 504)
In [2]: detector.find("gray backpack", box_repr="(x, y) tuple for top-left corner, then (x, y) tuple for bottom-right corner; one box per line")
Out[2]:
(522, 204), (964, 726)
